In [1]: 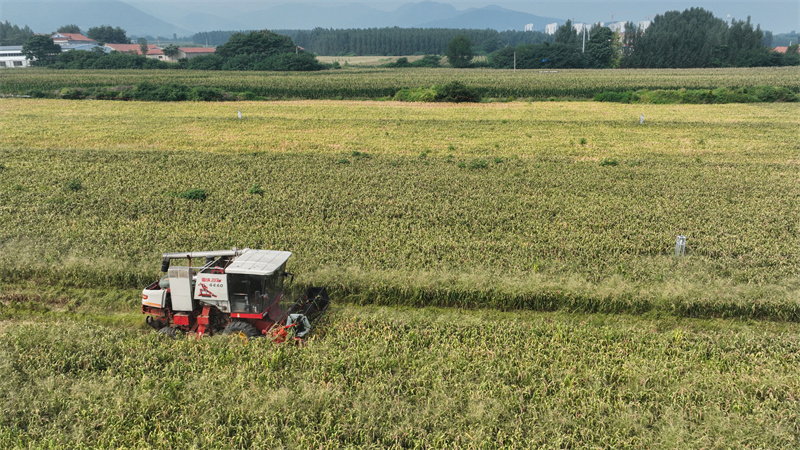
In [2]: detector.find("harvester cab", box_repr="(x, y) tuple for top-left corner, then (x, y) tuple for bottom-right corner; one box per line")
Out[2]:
(142, 248), (328, 341)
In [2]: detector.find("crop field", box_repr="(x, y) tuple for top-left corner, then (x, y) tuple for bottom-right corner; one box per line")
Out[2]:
(1, 99), (798, 318)
(1, 305), (798, 448)
(1, 95), (799, 447)
(2, 66), (798, 100)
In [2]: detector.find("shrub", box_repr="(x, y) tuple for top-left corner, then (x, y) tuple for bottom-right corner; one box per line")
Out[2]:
(468, 159), (489, 169)
(248, 185), (265, 195)
(393, 87), (437, 102)
(59, 88), (85, 100)
(133, 83), (190, 102)
(412, 55), (441, 67)
(435, 81), (480, 103)
(594, 91), (633, 103)
(599, 158), (618, 167)
(65, 179), (82, 191)
(178, 188), (207, 200)
(190, 86), (227, 101)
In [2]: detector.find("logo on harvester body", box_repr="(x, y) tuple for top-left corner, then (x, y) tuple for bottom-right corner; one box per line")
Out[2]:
(197, 283), (217, 298)
(194, 275), (228, 301)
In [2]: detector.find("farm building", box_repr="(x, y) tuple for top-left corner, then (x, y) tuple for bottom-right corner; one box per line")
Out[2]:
(104, 43), (167, 60)
(0, 46), (31, 68)
(175, 47), (216, 60)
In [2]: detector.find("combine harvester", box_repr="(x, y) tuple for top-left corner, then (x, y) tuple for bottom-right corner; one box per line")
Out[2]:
(141, 248), (329, 342)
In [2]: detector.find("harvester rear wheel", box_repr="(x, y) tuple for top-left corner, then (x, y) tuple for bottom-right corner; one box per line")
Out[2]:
(158, 326), (179, 339)
(223, 321), (260, 340)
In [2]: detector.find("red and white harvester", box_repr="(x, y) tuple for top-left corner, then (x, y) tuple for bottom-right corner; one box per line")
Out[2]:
(141, 248), (329, 341)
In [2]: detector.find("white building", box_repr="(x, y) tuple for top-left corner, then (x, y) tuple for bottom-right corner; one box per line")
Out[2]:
(545, 23), (558, 35)
(638, 21), (652, 31)
(524, 23), (534, 32)
(0, 46), (31, 68)
(573, 23), (593, 34)
(609, 22), (627, 33)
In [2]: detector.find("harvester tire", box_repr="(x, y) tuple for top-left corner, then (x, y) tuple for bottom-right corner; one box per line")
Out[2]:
(158, 326), (179, 339)
(223, 321), (260, 339)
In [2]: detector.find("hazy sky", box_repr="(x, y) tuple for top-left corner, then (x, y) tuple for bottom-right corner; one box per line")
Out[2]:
(30, 0), (800, 33)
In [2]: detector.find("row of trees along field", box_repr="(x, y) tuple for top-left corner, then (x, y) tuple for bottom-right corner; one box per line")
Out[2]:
(489, 9), (796, 68)
(195, 8), (796, 68)
(9, 6), (800, 70)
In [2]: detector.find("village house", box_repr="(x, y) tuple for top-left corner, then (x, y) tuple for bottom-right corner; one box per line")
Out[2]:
(104, 43), (166, 60)
(51, 33), (97, 46)
(174, 47), (216, 61)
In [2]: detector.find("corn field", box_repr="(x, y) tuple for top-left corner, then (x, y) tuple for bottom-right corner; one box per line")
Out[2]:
(1, 67), (798, 100)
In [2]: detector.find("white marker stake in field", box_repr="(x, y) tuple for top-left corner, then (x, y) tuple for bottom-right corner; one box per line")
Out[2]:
(675, 235), (686, 257)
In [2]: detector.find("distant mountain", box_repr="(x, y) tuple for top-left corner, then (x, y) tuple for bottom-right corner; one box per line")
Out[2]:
(390, 2), (463, 27)
(246, 3), (387, 30)
(1, 1), (564, 37)
(2, 1), (190, 37)
(421, 5), (562, 31)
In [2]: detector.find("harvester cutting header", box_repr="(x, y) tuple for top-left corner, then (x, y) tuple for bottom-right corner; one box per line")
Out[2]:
(141, 248), (328, 341)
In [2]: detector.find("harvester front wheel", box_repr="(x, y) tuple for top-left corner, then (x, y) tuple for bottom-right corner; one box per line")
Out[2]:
(223, 321), (260, 340)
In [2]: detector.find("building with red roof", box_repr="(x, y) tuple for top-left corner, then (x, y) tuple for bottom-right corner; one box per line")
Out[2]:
(104, 43), (166, 60)
(177, 47), (216, 60)
(51, 33), (96, 45)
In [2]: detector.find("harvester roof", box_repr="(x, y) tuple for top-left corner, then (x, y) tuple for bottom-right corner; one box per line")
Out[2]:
(225, 249), (292, 276)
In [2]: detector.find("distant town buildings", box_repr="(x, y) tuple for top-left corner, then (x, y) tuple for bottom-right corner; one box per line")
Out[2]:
(524, 23), (534, 32)
(609, 22), (626, 34)
(573, 23), (593, 34)
(540, 20), (651, 35)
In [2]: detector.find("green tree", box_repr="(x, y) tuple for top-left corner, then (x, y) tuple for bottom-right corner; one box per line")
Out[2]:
(215, 30), (295, 58)
(554, 20), (579, 47)
(162, 44), (180, 59)
(446, 34), (474, 68)
(23, 35), (62, 65)
(585, 26), (616, 68)
(138, 38), (148, 55)
(619, 8), (773, 68)
(87, 25), (130, 44)
(22, 35), (62, 66)
(0, 21), (34, 45)
(619, 21), (644, 67)
(57, 24), (82, 34)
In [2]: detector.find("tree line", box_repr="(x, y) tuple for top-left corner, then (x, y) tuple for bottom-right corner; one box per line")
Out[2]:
(194, 28), (552, 56)
(193, 8), (797, 68)
(8, 7), (800, 71)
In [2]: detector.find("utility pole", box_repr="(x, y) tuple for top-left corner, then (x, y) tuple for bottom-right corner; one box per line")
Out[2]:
(582, 26), (586, 53)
